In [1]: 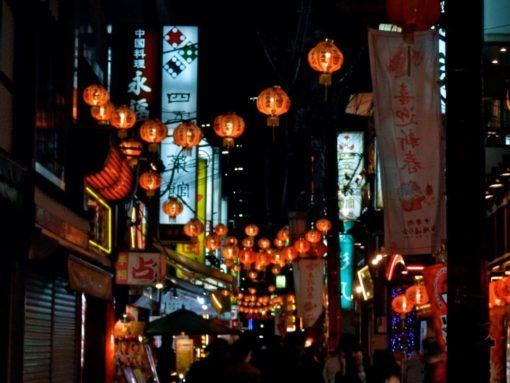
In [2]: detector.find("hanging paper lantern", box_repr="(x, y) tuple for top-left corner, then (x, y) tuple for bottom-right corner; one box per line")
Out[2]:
(83, 84), (109, 106)
(90, 101), (114, 124)
(225, 259), (234, 268)
(173, 121), (202, 154)
(214, 224), (228, 236)
(258, 237), (271, 250)
(256, 252), (271, 268)
(110, 106), (137, 137)
(139, 119), (168, 152)
(233, 264), (241, 272)
(248, 287), (257, 295)
(245, 224), (259, 237)
(237, 293), (244, 300)
(386, 0), (440, 35)
(239, 249), (255, 267)
(283, 246), (298, 264)
(308, 39), (344, 87)
(271, 251), (285, 267)
(248, 270), (258, 280)
(277, 227), (290, 242)
(221, 289), (231, 297)
(119, 139), (143, 166)
(221, 245), (239, 260)
(268, 285), (276, 293)
(271, 265), (281, 275)
(242, 237), (255, 248)
(139, 170), (161, 197)
(294, 237), (311, 257)
(494, 278), (510, 303)
(256, 86), (291, 127)
(316, 218), (332, 235)
(305, 229), (322, 244)
(225, 236), (238, 246)
(391, 294), (414, 315)
(162, 197), (184, 221)
(205, 234), (222, 251)
(405, 285), (429, 306)
(213, 112), (245, 148)
(183, 218), (205, 238)
(273, 238), (285, 249)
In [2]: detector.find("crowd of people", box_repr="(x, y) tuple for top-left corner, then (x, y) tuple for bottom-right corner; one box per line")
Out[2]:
(184, 334), (403, 383)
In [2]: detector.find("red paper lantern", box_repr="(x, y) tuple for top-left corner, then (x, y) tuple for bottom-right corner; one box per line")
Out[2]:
(205, 234), (221, 251)
(273, 238), (285, 249)
(213, 112), (245, 148)
(294, 237), (311, 257)
(277, 227), (290, 242)
(90, 101), (114, 123)
(183, 218), (205, 237)
(256, 86), (291, 127)
(119, 139), (143, 166)
(316, 218), (332, 235)
(386, 0), (440, 34)
(248, 270), (258, 280)
(283, 246), (298, 264)
(391, 294), (414, 315)
(110, 106), (137, 137)
(239, 249), (255, 266)
(221, 245), (239, 260)
(225, 236), (238, 246)
(405, 285), (429, 306)
(245, 224), (259, 237)
(162, 197), (184, 221)
(256, 252), (271, 268)
(214, 224), (228, 236)
(268, 285), (276, 293)
(140, 119), (168, 152)
(258, 238), (271, 250)
(271, 265), (281, 275)
(494, 278), (510, 303)
(305, 229), (322, 244)
(242, 237), (255, 248)
(173, 121), (202, 154)
(83, 84), (109, 106)
(139, 170), (161, 197)
(308, 39), (344, 86)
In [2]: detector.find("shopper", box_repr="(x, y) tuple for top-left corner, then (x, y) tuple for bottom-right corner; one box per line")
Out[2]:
(186, 338), (229, 383)
(323, 344), (345, 383)
(224, 337), (261, 383)
(366, 350), (401, 383)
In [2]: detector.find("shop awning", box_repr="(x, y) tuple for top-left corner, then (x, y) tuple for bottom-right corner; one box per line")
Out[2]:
(84, 146), (133, 201)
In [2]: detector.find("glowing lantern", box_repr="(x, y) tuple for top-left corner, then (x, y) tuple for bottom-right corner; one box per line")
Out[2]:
(239, 249), (255, 267)
(225, 259), (234, 268)
(245, 224), (259, 237)
(283, 246), (298, 264)
(258, 238), (271, 250)
(391, 294), (414, 316)
(305, 229), (322, 244)
(119, 139), (143, 166)
(316, 218), (332, 235)
(213, 112), (245, 148)
(294, 237), (311, 257)
(183, 218), (205, 238)
(248, 288), (257, 295)
(110, 106), (137, 137)
(83, 84), (109, 106)
(277, 227), (290, 242)
(221, 245), (239, 260)
(256, 86), (291, 127)
(271, 251), (285, 267)
(139, 170), (161, 197)
(248, 270), (258, 280)
(256, 252), (271, 268)
(226, 236), (238, 246)
(173, 121), (202, 154)
(405, 285), (429, 306)
(308, 39), (344, 86)
(90, 101), (114, 124)
(237, 293), (244, 300)
(273, 238), (285, 249)
(271, 265), (281, 275)
(162, 197), (184, 221)
(221, 289), (231, 297)
(494, 278), (510, 303)
(268, 285), (276, 293)
(242, 237), (255, 248)
(386, 0), (440, 35)
(139, 119), (168, 152)
(214, 224), (228, 236)
(205, 234), (221, 251)
(233, 264), (241, 272)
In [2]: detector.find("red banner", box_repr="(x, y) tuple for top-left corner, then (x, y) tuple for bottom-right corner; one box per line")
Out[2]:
(422, 264), (447, 349)
(116, 252), (166, 285)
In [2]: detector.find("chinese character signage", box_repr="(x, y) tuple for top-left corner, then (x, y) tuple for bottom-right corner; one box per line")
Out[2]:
(339, 233), (354, 309)
(337, 132), (364, 220)
(160, 26), (199, 226)
(293, 259), (325, 328)
(368, 29), (446, 255)
(116, 252), (167, 285)
(422, 264), (447, 350)
(127, 28), (157, 120)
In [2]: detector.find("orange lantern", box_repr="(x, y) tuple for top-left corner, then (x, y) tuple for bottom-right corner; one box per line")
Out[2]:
(248, 270), (258, 280)
(277, 227), (290, 242)
(283, 246), (298, 264)
(205, 234), (221, 251)
(494, 278), (510, 303)
(221, 289), (231, 297)
(173, 121), (202, 154)
(273, 238), (285, 249)
(83, 84), (109, 106)
(386, 0), (440, 36)
(242, 237), (255, 248)
(139, 170), (161, 197)
(239, 249), (255, 266)
(391, 294), (414, 315)
(213, 112), (245, 148)
(245, 224), (259, 238)
(237, 293), (244, 300)
(256, 252), (271, 268)
(256, 86), (291, 127)
(225, 236), (238, 246)
(90, 101), (114, 123)
(248, 287), (257, 295)
(490, 281), (504, 308)
(119, 139), (143, 166)
(162, 197), (184, 221)
(221, 245), (239, 260)
(271, 265), (281, 275)
(110, 106), (137, 137)
(258, 237), (271, 250)
(214, 224), (228, 236)
(294, 237), (311, 257)
(225, 259), (234, 268)
(268, 285), (276, 293)
(305, 229), (322, 244)
(405, 285), (429, 306)
(183, 218), (205, 237)
(308, 39), (344, 86)
(233, 264), (241, 273)
(316, 218), (332, 235)
(139, 119), (168, 152)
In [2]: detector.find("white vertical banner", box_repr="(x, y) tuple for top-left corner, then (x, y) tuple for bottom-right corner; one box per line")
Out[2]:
(337, 132), (364, 220)
(293, 259), (325, 328)
(368, 29), (445, 255)
(160, 26), (199, 225)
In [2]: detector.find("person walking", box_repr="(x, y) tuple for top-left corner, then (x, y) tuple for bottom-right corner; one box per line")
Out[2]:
(186, 338), (229, 383)
(224, 338), (261, 383)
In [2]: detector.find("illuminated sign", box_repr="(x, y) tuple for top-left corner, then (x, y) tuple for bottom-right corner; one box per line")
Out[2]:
(357, 266), (374, 301)
(337, 132), (364, 220)
(85, 187), (112, 254)
(115, 252), (167, 285)
(276, 275), (287, 289)
(160, 26), (199, 225)
(340, 233), (354, 310)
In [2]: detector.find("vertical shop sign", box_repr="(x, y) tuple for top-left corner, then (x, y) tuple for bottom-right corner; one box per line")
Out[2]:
(293, 259), (325, 328)
(160, 26), (199, 225)
(340, 233), (354, 309)
(116, 252), (167, 285)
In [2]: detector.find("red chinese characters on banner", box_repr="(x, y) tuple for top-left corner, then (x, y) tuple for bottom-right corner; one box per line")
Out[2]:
(116, 252), (166, 285)
(293, 259), (325, 328)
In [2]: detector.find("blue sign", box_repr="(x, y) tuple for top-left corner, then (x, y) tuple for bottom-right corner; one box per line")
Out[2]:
(340, 221), (354, 310)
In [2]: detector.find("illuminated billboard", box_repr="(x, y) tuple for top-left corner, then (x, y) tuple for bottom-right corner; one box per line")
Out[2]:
(337, 132), (364, 220)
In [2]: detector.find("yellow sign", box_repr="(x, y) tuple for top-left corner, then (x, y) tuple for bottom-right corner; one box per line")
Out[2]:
(176, 337), (194, 374)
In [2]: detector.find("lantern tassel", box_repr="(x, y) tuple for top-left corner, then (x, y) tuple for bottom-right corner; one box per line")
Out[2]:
(267, 116), (279, 127)
(223, 138), (234, 148)
(319, 73), (332, 86)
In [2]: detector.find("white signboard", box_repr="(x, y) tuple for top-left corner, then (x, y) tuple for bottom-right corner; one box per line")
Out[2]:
(337, 132), (364, 220)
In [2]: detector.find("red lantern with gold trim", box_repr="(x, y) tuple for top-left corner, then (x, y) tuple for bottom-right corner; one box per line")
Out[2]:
(162, 197), (184, 221)
(386, 0), (440, 35)
(213, 112), (245, 148)
(391, 294), (414, 316)
(294, 237), (310, 257)
(305, 229), (322, 244)
(283, 246), (298, 264)
(173, 121), (202, 154)
(83, 84), (109, 106)
(139, 170), (161, 197)
(183, 218), (205, 238)
(256, 86), (291, 127)
(316, 218), (332, 235)
(214, 224), (228, 236)
(277, 227), (290, 242)
(205, 234), (221, 251)
(119, 139), (143, 167)
(110, 106), (137, 137)
(242, 237), (255, 248)
(494, 278), (510, 303)
(140, 119), (168, 152)
(308, 39), (344, 87)
(91, 101), (114, 124)
(221, 245), (239, 260)
(273, 238), (285, 249)
(239, 249), (255, 267)
(245, 224), (259, 238)
(258, 238), (271, 250)
(405, 285), (429, 306)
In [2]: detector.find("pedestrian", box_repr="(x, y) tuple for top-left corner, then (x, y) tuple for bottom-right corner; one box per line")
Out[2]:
(224, 337), (261, 383)
(336, 344), (366, 383)
(366, 350), (401, 383)
(323, 344), (345, 383)
(298, 342), (324, 383)
(186, 338), (229, 383)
